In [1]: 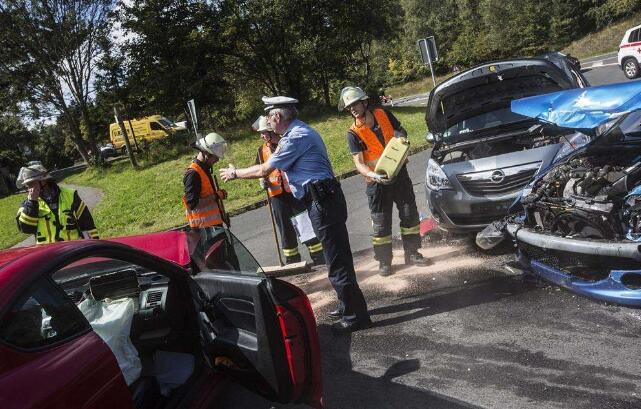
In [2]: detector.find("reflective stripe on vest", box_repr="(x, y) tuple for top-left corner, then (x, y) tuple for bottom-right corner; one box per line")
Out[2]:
(350, 108), (394, 170)
(183, 162), (223, 228)
(260, 144), (291, 197)
(35, 187), (81, 245)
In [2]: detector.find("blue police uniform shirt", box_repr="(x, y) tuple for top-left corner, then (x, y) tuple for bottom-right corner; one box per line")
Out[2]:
(267, 119), (334, 199)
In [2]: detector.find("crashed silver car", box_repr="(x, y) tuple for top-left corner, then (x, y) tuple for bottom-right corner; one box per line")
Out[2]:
(425, 58), (589, 234)
(479, 81), (641, 306)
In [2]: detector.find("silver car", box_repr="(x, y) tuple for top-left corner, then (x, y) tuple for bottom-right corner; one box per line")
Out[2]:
(424, 58), (590, 234)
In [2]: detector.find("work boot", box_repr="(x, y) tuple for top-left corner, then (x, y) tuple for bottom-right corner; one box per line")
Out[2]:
(379, 261), (393, 276)
(285, 254), (301, 264)
(310, 252), (326, 266)
(405, 251), (431, 266)
(328, 307), (343, 319)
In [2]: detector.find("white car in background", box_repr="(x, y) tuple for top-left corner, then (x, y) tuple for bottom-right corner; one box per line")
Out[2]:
(618, 23), (641, 79)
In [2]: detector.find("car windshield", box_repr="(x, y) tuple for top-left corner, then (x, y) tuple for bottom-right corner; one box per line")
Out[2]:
(444, 108), (529, 138)
(158, 118), (175, 128)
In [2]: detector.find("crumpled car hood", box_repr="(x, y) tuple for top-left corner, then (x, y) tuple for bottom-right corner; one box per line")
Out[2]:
(511, 80), (641, 129)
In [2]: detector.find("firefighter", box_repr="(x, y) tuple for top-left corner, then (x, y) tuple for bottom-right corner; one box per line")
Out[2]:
(16, 164), (99, 244)
(220, 96), (371, 332)
(183, 132), (228, 228)
(253, 115), (326, 265)
(338, 86), (429, 276)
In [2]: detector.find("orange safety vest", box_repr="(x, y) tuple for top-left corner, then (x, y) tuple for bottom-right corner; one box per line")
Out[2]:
(182, 162), (223, 228)
(350, 108), (394, 170)
(260, 144), (291, 198)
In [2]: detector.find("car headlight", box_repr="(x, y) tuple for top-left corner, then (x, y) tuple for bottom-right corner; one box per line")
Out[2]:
(426, 159), (452, 190)
(554, 132), (590, 162)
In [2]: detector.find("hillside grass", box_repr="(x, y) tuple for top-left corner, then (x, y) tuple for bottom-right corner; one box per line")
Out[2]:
(386, 74), (451, 100)
(0, 194), (29, 248)
(563, 13), (641, 59)
(62, 107), (428, 240)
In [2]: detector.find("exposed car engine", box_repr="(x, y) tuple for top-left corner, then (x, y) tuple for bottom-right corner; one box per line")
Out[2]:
(521, 151), (641, 241)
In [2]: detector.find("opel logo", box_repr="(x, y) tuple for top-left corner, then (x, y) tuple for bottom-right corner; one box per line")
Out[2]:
(490, 170), (505, 183)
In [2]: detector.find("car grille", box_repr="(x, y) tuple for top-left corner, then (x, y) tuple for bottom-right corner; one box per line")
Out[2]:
(447, 213), (503, 225)
(457, 162), (540, 196)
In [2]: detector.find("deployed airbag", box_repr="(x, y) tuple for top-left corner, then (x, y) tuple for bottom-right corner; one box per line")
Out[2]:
(79, 297), (142, 385)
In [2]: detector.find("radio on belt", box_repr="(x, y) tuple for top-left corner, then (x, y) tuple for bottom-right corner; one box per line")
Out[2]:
(374, 136), (410, 181)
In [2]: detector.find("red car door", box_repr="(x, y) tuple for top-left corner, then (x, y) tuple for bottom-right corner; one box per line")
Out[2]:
(187, 227), (323, 408)
(0, 276), (133, 409)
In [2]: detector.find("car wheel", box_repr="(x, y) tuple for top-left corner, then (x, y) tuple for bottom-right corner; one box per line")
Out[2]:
(623, 58), (640, 79)
(120, 146), (127, 156)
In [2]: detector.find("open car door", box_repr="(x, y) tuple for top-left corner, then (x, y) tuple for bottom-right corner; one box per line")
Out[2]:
(186, 227), (322, 408)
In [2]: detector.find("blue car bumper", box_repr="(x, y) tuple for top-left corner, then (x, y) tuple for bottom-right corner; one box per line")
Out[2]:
(517, 250), (641, 307)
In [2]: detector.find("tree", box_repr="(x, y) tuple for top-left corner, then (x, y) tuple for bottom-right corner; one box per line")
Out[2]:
(0, 0), (111, 165)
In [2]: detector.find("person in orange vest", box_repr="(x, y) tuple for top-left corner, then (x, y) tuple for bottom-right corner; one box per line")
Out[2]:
(339, 86), (429, 276)
(183, 132), (228, 228)
(253, 116), (325, 265)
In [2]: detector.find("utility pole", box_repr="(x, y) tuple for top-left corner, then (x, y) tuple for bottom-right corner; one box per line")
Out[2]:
(113, 106), (138, 168)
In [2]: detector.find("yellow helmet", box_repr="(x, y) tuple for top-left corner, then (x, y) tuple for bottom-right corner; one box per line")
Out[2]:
(337, 86), (368, 111)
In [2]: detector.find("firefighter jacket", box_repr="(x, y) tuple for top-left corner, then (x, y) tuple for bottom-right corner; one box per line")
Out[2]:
(16, 185), (99, 244)
(349, 108), (394, 170)
(258, 143), (291, 198)
(182, 161), (223, 228)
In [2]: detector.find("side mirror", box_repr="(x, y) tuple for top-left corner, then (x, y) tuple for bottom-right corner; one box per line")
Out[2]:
(425, 132), (435, 142)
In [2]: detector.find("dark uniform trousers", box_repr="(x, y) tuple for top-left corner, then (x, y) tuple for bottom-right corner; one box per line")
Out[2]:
(366, 165), (421, 263)
(270, 191), (323, 263)
(305, 180), (369, 322)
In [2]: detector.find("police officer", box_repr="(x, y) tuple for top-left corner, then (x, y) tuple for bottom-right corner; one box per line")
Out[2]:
(253, 115), (325, 266)
(339, 86), (429, 276)
(221, 96), (371, 332)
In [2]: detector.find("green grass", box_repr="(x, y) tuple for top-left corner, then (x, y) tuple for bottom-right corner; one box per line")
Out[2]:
(563, 13), (641, 59)
(0, 194), (30, 248)
(62, 107), (428, 241)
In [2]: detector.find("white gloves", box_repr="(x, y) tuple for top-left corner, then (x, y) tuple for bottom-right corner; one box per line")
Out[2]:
(367, 171), (389, 184)
(259, 178), (269, 190)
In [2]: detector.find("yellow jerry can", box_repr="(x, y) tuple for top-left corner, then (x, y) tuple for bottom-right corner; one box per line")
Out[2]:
(374, 136), (410, 181)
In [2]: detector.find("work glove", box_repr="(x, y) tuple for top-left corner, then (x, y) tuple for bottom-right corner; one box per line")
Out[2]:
(216, 189), (227, 200)
(259, 178), (269, 190)
(367, 171), (389, 184)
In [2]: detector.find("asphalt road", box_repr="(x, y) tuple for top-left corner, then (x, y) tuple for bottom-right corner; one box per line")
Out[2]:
(221, 59), (641, 408)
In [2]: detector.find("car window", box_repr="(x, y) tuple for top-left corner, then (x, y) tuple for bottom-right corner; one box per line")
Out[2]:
(629, 29), (640, 43)
(150, 122), (165, 131)
(186, 226), (265, 277)
(444, 108), (529, 137)
(158, 118), (175, 128)
(0, 277), (88, 349)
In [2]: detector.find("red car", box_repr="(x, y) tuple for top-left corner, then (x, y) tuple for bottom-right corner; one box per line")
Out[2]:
(0, 227), (322, 409)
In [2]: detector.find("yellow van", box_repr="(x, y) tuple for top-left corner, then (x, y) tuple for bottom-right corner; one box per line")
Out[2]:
(109, 115), (181, 153)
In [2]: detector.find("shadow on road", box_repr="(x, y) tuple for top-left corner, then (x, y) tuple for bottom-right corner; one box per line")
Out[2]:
(368, 274), (531, 329)
(316, 324), (484, 409)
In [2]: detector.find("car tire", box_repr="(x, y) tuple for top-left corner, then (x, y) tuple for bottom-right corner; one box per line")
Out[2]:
(623, 58), (640, 79)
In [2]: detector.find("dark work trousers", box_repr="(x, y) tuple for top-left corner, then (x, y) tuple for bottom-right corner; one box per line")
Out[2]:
(366, 165), (421, 264)
(271, 191), (324, 262)
(305, 181), (369, 323)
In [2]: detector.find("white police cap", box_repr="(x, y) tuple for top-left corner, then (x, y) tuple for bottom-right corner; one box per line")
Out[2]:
(262, 96), (299, 112)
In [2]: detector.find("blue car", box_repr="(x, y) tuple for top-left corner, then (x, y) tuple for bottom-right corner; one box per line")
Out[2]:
(483, 81), (641, 306)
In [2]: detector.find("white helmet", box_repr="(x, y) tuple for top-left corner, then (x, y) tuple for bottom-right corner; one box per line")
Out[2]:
(16, 164), (52, 189)
(251, 116), (272, 133)
(192, 132), (228, 159)
(338, 86), (368, 111)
